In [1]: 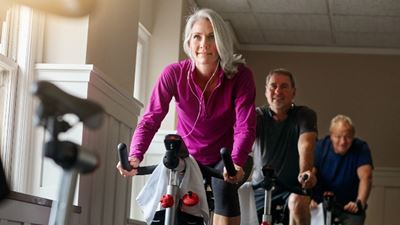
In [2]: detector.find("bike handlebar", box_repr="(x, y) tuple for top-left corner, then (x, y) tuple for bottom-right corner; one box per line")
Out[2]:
(117, 143), (157, 175)
(117, 141), (236, 179)
(117, 143), (133, 171)
(220, 147), (237, 177)
(252, 166), (312, 196)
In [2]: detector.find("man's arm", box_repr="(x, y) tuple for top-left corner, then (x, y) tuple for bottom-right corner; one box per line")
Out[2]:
(298, 131), (317, 188)
(356, 164), (373, 208)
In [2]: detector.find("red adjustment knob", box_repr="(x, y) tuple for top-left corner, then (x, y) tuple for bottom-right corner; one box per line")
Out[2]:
(182, 191), (199, 206)
(160, 194), (174, 208)
(261, 222), (270, 225)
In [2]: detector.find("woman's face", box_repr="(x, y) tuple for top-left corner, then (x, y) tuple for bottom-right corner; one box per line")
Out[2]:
(189, 18), (219, 67)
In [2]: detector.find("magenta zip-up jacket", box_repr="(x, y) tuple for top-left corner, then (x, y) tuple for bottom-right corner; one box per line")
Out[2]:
(130, 59), (256, 167)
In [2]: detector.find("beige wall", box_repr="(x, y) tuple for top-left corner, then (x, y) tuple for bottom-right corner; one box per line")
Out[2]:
(42, 15), (89, 63)
(139, 0), (154, 33)
(41, 0), (140, 95)
(86, 0), (139, 95)
(243, 50), (400, 168)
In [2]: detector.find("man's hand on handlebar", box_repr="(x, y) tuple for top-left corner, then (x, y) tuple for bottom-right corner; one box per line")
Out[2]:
(298, 170), (317, 189)
(116, 156), (140, 177)
(224, 164), (244, 184)
(309, 199), (319, 209)
(344, 199), (365, 214)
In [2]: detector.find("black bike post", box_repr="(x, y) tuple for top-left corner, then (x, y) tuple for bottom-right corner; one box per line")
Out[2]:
(48, 169), (78, 225)
(324, 192), (334, 225)
(163, 134), (185, 225)
(262, 167), (275, 225)
(32, 81), (102, 225)
(44, 119), (99, 225)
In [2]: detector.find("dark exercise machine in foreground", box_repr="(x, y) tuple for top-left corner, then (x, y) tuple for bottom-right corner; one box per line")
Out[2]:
(32, 81), (104, 225)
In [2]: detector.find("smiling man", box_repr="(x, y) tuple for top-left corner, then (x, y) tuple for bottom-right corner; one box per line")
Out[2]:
(252, 68), (318, 225)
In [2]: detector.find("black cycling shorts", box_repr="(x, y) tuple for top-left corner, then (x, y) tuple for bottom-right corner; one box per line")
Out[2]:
(208, 156), (253, 217)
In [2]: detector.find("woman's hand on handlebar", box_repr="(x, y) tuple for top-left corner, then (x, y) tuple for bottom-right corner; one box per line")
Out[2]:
(116, 156), (141, 177)
(223, 164), (244, 184)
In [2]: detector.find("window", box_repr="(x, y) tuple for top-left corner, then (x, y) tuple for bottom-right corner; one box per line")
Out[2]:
(0, 5), (18, 183)
(0, 5), (45, 196)
(130, 23), (151, 220)
(133, 23), (150, 104)
(0, 54), (18, 180)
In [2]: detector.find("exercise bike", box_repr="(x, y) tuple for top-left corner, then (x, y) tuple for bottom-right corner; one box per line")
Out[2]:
(321, 191), (367, 225)
(117, 134), (237, 225)
(322, 192), (342, 225)
(252, 166), (312, 225)
(32, 81), (104, 225)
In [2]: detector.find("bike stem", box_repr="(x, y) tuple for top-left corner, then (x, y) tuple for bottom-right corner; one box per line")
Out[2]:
(263, 188), (273, 224)
(163, 134), (186, 225)
(165, 169), (179, 225)
(261, 166), (276, 225)
(48, 169), (78, 225)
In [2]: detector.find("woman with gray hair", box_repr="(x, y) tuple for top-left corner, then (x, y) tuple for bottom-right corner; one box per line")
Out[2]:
(117, 8), (256, 225)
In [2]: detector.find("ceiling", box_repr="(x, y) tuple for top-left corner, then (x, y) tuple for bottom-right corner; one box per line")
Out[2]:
(194, 0), (400, 54)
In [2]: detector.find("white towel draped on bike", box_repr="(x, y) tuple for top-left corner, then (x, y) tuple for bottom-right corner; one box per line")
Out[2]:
(238, 182), (259, 225)
(136, 155), (209, 225)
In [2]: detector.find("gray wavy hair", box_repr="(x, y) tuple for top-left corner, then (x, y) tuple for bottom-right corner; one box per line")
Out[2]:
(183, 8), (245, 78)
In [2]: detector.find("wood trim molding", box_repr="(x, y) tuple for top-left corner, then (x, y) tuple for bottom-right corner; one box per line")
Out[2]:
(6, 191), (81, 213)
(240, 44), (400, 55)
(373, 167), (400, 187)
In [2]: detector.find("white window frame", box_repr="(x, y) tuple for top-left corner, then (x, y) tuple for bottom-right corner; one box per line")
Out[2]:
(133, 23), (151, 105)
(0, 54), (18, 181)
(0, 4), (45, 194)
(129, 23), (151, 220)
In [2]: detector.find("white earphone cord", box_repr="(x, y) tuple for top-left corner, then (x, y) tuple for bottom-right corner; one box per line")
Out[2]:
(182, 62), (219, 138)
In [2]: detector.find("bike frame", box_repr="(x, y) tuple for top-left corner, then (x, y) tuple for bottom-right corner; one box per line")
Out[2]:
(254, 166), (311, 225)
(120, 135), (235, 225)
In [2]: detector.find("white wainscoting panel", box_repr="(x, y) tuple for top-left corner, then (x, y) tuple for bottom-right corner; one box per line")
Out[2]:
(365, 167), (400, 225)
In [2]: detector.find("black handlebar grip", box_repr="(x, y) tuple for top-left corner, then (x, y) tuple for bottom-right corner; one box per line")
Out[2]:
(117, 143), (133, 171)
(136, 165), (157, 175)
(220, 147), (237, 177)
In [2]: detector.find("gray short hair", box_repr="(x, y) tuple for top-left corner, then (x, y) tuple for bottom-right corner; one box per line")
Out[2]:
(329, 114), (356, 136)
(183, 8), (245, 78)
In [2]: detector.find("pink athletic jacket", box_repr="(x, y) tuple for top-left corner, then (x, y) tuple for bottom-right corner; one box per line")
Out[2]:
(130, 59), (256, 167)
